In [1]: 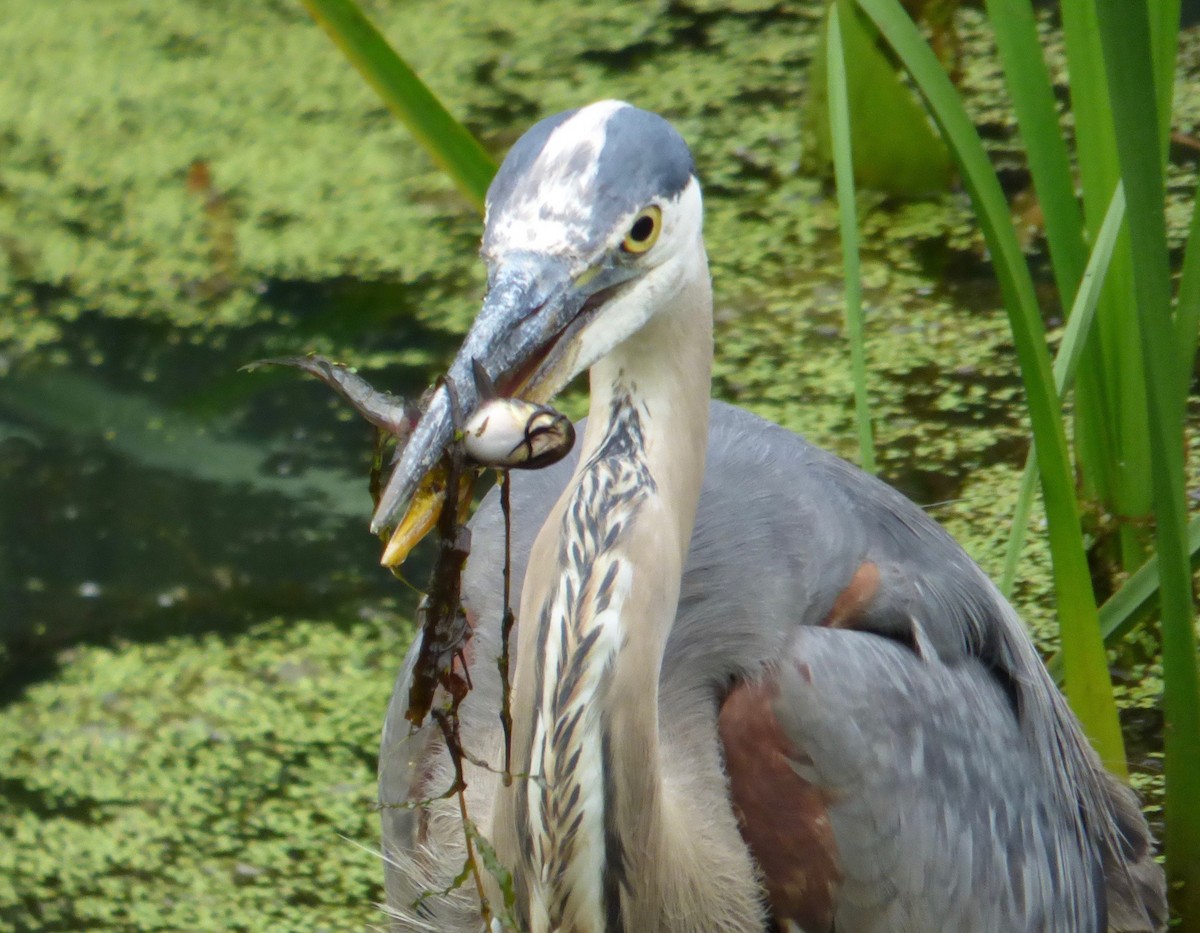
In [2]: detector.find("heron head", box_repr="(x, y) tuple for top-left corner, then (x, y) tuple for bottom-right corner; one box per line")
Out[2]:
(373, 101), (702, 556)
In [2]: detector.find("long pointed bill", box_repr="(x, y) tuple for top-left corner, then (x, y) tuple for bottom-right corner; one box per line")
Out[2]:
(371, 253), (590, 564)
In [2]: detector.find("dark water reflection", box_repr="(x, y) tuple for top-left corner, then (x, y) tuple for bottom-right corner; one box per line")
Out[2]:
(0, 287), (454, 693)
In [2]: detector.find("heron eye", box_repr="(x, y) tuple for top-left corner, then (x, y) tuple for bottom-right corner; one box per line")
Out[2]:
(622, 206), (662, 254)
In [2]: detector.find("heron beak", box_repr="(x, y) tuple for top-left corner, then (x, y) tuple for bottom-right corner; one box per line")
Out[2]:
(372, 253), (594, 564)
(378, 461), (475, 567)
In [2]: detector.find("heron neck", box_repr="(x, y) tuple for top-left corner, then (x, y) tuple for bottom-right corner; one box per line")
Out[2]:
(582, 259), (713, 555)
(498, 244), (713, 931)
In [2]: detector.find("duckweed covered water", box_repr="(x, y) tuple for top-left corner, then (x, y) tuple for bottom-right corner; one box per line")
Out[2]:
(2, 0), (1197, 928)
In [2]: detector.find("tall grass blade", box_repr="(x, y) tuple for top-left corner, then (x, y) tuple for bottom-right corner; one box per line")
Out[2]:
(1147, 0), (1182, 159)
(1096, 0), (1200, 917)
(1047, 514), (1200, 684)
(299, 0), (495, 211)
(982, 0), (1086, 310)
(1174, 194), (1200, 413)
(827, 0), (875, 473)
(803, 1), (950, 197)
(1061, 0), (1152, 571)
(854, 0), (1126, 774)
(1000, 184), (1125, 596)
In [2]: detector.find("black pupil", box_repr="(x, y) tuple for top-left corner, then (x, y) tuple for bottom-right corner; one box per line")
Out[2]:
(630, 214), (655, 242)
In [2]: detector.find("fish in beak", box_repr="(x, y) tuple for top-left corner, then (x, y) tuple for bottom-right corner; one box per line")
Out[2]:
(372, 252), (615, 565)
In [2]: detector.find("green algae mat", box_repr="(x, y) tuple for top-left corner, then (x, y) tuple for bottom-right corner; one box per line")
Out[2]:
(3, 0), (1196, 928)
(0, 617), (405, 930)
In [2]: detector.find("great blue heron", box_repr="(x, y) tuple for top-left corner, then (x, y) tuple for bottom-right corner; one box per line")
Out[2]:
(373, 102), (1167, 931)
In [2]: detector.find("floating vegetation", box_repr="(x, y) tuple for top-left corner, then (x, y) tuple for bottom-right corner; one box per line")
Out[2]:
(2, 0), (1198, 927)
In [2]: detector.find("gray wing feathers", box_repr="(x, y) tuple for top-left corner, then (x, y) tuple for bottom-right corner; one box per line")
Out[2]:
(708, 405), (1163, 930)
(775, 627), (1102, 932)
(1101, 770), (1169, 931)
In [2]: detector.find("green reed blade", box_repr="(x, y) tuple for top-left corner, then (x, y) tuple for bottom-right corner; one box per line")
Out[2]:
(1047, 514), (1200, 684)
(828, 0), (876, 473)
(855, 0), (1126, 774)
(1000, 184), (1124, 596)
(982, 0), (1086, 310)
(299, 0), (495, 211)
(1174, 193), (1200, 412)
(1096, 0), (1200, 918)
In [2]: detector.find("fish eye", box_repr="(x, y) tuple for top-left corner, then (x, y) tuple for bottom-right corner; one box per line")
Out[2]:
(622, 205), (662, 254)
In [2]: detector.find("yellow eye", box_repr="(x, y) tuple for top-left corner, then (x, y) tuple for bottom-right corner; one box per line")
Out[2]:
(622, 205), (662, 254)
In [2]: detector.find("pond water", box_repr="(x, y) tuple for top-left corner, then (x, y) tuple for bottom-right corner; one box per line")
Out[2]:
(0, 0), (1194, 928)
(0, 286), (454, 687)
